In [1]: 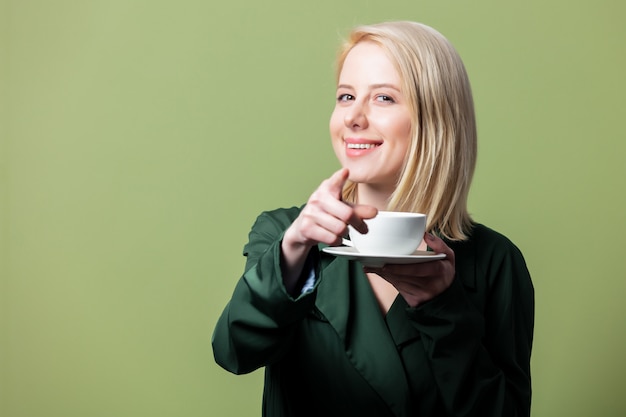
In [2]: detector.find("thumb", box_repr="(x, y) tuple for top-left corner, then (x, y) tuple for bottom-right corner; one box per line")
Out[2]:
(424, 232), (454, 260)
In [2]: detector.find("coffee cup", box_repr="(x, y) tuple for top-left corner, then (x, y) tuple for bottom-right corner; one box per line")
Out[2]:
(347, 211), (426, 255)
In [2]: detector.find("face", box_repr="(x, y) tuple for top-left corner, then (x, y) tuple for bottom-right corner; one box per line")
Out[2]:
(330, 41), (412, 190)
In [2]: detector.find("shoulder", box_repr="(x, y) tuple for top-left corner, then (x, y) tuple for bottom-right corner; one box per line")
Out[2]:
(251, 206), (304, 232)
(468, 223), (522, 253)
(462, 223), (531, 280)
(450, 224), (533, 316)
(243, 206), (304, 256)
(450, 223), (529, 273)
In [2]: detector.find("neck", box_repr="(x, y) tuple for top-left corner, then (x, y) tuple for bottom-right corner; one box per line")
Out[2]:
(356, 183), (395, 210)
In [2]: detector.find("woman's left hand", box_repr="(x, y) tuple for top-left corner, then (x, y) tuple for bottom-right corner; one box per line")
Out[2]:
(363, 233), (456, 307)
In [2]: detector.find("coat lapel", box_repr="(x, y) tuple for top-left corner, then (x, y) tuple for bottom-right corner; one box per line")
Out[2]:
(316, 247), (413, 417)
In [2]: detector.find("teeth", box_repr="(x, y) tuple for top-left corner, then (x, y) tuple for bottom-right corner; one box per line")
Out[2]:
(347, 143), (380, 149)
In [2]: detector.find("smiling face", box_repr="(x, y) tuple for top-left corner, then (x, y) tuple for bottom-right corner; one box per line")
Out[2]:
(330, 41), (413, 194)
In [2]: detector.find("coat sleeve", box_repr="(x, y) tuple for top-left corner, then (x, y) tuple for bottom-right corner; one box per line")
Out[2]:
(211, 209), (320, 375)
(407, 230), (534, 417)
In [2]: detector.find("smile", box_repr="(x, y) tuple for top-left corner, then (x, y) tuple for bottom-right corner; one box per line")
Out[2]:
(346, 143), (381, 150)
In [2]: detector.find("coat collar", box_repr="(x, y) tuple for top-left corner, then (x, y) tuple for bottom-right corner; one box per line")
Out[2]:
(315, 247), (413, 417)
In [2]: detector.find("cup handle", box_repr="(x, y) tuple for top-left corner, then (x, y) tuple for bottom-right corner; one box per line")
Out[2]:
(341, 238), (354, 247)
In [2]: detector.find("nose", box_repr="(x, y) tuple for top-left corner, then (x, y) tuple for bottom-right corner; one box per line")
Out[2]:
(344, 100), (368, 129)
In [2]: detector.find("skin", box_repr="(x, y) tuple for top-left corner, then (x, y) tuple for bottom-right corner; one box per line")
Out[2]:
(330, 41), (413, 197)
(281, 42), (455, 308)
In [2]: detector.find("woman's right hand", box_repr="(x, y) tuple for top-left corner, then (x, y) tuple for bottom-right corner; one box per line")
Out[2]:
(281, 168), (377, 291)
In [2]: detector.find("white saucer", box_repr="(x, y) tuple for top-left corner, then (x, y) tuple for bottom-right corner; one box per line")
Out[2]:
(322, 246), (446, 267)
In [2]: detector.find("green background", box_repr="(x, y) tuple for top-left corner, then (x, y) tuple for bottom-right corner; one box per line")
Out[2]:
(2, 0), (625, 416)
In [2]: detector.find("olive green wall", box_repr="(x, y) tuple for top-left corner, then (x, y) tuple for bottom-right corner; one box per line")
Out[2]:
(2, 1), (625, 416)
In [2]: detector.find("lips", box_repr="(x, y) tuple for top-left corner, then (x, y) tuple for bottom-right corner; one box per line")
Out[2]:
(344, 138), (383, 155)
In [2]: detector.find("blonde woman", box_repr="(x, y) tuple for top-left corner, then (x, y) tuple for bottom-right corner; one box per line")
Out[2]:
(213, 21), (534, 417)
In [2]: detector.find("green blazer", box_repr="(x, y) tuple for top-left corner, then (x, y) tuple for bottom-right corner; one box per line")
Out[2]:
(212, 207), (534, 417)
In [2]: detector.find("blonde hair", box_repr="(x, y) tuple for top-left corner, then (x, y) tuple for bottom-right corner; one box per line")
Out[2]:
(336, 21), (477, 240)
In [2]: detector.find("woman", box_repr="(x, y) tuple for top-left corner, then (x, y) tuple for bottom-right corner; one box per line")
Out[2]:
(212, 21), (534, 417)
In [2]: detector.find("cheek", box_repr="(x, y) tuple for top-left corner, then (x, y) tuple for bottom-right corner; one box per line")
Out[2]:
(329, 112), (344, 159)
(329, 110), (342, 138)
(388, 114), (412, 142)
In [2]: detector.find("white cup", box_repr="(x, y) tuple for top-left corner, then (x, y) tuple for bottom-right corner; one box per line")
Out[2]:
(347, 211), (426, 255)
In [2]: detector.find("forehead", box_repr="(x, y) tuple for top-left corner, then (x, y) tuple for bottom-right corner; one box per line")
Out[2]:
(339, 41), (401, 84)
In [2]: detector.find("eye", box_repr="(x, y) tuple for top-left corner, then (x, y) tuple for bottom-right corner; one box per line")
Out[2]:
(337, 93), (354, 102)
(375, 95), (395, 103)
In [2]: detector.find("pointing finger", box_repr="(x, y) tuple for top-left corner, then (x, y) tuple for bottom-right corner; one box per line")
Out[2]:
(325, 168), (350, 198)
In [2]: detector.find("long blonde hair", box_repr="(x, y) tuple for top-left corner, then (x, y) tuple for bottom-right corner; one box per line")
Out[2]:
(336, 21), (477, 240)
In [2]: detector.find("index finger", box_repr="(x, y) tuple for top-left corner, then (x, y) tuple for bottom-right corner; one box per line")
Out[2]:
(324, 168), (350, 199)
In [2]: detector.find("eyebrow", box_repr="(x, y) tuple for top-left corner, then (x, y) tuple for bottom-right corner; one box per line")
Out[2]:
(336, 83), (402, 92)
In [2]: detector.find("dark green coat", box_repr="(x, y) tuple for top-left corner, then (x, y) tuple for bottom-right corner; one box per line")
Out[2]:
(212, 207), (534, 416)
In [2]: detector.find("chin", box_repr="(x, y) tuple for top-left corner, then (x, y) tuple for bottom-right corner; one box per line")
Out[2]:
(346, 171), (370, 184)
(341, 162), (376, 183)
